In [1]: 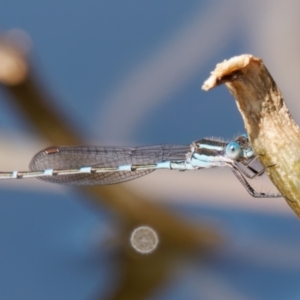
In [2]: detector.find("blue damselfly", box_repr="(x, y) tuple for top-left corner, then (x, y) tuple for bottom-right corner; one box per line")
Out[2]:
(0, 134), (281, 198)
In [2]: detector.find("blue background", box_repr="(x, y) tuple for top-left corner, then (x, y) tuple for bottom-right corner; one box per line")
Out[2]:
(1, 1), (300, 299)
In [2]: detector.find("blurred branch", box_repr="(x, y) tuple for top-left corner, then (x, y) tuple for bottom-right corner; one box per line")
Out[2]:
(0, 31), (221, 299)
(203, 54), (300, 218)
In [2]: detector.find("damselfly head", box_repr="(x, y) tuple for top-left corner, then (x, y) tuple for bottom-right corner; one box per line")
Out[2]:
(235, 134), (254, 158)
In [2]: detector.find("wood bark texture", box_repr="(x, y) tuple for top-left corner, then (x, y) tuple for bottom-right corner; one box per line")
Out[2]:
(203, 54), (300, 218)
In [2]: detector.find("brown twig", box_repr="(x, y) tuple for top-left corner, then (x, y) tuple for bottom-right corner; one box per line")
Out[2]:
(203, 54), (300, 218)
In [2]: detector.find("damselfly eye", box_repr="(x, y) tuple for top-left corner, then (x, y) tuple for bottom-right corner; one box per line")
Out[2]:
(225, 142), (242, 160)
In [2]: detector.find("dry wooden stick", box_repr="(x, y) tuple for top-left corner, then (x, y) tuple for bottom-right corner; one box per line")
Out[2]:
(203, 54), (300, 218)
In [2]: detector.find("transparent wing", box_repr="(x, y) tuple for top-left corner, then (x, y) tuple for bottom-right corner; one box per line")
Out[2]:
(29, 144), (190, 185)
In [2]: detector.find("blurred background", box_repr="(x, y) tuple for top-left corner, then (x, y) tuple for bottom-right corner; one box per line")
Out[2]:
(1, 1), (300, 299)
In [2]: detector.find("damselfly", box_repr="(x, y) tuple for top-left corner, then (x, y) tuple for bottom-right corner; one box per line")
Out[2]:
(0, 134), (281, 198)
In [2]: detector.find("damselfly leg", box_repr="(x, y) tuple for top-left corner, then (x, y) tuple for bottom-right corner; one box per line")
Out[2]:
(231, 164), (282, 198)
